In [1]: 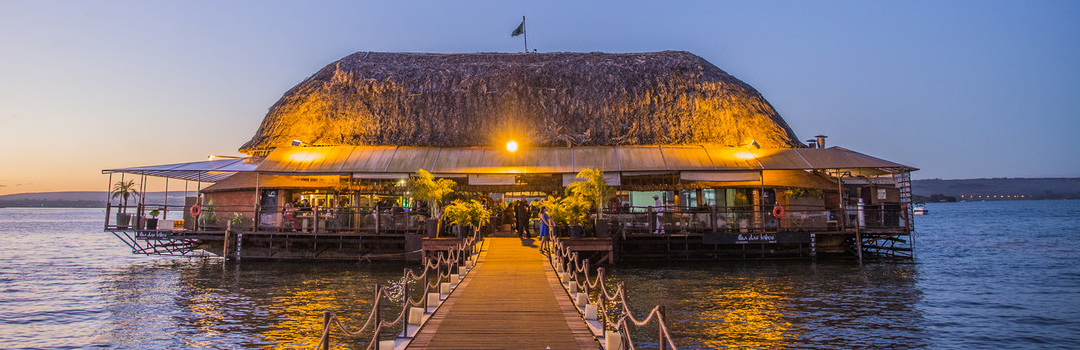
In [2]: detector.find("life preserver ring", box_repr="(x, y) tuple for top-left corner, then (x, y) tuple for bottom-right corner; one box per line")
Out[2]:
(772, 205), (785, 218)
(190, 204), (202, 217)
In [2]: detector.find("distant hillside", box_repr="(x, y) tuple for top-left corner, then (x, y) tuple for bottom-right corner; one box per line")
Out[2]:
(0, 191), (189, 208)
(0, 191), (107, 201)
(912, 178), (1080, 200)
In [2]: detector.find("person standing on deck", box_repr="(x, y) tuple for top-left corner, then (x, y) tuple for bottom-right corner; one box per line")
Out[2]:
(515, 200), (531, 238)
(512, 200), (522, 237)
(653, 195), (666, 235)
(539, 206), (552, 253)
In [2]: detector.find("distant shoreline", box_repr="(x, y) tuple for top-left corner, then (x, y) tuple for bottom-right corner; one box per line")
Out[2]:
(0, 200), (106, 208)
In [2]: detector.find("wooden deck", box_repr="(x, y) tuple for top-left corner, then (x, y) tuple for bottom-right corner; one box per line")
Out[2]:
(408, 237), (598, 349)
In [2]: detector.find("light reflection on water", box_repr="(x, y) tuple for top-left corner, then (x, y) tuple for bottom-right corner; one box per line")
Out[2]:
(605, 261), (925, 349)
(95, 259), (405, 349)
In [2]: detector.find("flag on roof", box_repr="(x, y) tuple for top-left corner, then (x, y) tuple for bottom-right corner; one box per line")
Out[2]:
(511, 20), (524, 37)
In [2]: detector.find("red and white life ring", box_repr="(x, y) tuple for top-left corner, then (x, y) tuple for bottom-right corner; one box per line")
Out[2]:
(772, 205), (785, 218)
(190, 204), (202, 217)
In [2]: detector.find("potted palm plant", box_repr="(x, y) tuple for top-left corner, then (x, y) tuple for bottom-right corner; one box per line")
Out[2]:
(560, 196), (590, 239)
(534, 195), (586, 237)
(408, 169), (456, 237)
(442, 199), (490, 239)
(199, 200), (218, 229)
(111, 180), (139, 229)
(465, 200), (492, 239)
(565, 168), (615, 237)
(229, 213), (246, 229)
(145, 209), (160, 230)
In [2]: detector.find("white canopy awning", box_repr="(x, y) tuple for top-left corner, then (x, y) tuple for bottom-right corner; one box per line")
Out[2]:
(102, 158), (260, 182)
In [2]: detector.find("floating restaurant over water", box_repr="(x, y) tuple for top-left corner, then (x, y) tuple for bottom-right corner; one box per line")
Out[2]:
(103, 51), (917, 262)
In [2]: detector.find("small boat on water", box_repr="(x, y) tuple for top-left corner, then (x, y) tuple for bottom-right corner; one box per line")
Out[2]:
(913, 203), (928, 215)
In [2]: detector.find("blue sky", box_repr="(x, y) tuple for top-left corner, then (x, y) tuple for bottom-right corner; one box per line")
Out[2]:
(1, 0), (1078, 194)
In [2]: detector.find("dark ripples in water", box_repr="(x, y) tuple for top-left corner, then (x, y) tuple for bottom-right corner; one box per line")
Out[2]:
(2, 201), (1079, 349)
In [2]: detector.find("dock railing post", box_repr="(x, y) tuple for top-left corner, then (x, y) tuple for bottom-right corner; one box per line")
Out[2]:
(710, 205), (717, 234)
(321, 310), (331, 350)
(401, 268), (409, 338)
(599, 272), (606, 332)
(424, 265), (431, 312)
(105, 202), (112, 230)
(658, 304), (667, 350)
(373, 284), (382, 346)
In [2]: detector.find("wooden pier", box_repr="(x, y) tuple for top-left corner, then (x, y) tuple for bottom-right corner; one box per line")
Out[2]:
(409, 237), (597, 349)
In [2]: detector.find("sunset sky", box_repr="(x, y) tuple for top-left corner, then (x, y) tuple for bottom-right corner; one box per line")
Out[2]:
(1, 0), (1078, 196)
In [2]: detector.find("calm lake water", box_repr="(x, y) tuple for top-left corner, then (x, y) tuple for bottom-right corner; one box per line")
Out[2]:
(1, 201), (1079, 349)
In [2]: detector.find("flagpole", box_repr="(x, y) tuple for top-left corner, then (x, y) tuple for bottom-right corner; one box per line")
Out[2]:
(523, 16), (528, 53)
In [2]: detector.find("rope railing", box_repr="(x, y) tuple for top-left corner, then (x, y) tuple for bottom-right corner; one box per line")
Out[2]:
(312, 234), (482, 350)
(548, 235), (678, 350)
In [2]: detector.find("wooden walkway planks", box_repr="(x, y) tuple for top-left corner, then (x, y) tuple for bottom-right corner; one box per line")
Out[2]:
(408, 237), (597, 349)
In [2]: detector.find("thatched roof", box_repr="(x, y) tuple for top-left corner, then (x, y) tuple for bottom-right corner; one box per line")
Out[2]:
(240, 51), (801, 154)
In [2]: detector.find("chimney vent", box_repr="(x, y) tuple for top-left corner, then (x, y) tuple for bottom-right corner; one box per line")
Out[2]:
(805, 139), (818, 149)
(815, 135), (828, 148)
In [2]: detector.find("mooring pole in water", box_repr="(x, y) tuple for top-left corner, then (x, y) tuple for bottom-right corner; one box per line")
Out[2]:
(224, 221), (232, 261)
(856, 199), (864, 263)
(236, 231), (243, 262)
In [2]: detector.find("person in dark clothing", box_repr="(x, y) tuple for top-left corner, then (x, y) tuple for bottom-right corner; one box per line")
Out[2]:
(515, 200), (531, 238)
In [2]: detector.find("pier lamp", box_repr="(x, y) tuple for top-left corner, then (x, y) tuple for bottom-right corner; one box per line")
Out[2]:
(734, 140), (760, 159)
(506, 140), (519, 153)
(291, 139), (305, 146)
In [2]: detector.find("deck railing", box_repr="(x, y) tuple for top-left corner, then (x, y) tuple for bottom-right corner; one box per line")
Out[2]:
(606, 203), (907, 236)
(105, 201), (909, 237)
(548, 233), (678, 350)
(104, 203), (433, 235)
(313, 234), (482, 350)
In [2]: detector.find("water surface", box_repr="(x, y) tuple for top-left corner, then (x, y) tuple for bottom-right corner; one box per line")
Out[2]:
(2, 201), (1078, 349)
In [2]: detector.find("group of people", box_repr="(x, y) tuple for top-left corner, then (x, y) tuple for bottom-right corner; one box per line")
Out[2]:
(506, 199), (552, 253)
(281, 198), (311, 231)
(281, 197), (357, 232)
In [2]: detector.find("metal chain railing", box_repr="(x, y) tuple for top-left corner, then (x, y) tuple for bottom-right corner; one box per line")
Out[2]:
(548, 234), (678, 350)
(312, 234), (482, 350)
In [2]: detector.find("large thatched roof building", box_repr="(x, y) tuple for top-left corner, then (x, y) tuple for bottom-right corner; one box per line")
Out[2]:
(102, 50), (918, 261)
(240, 51), (801, 153)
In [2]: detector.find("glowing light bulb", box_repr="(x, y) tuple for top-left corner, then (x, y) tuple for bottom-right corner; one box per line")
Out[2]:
(506, 140), (519, 153)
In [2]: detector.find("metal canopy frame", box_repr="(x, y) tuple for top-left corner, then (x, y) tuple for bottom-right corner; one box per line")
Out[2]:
(102, 158), (260, 182)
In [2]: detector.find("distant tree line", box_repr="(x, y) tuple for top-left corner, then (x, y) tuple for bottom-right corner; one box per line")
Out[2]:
(0, 199), (106, 208)
(912, 194), (958, 203)
(1030, 190), (1080, 200)
(914, 192), (1080, 203)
